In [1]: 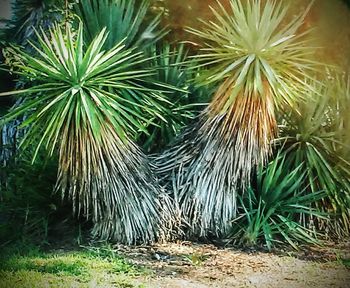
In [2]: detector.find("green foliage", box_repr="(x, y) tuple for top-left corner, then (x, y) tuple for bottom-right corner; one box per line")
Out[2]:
(0, 148), (72, 245)
(231, 155), (326, 250)
(154, 0), (318, 240)
(75, 0), (166, 50)
(339, 257), (350, 268)
(0, 245), (145, 288)
(188, 0), (318, 108)
(0, 0), (70, 46)
(0, 242), (42, 259)
(0, 256), (87, 276)
(330, 73), (350, 161)
(184, 252), (208, 266)
(0, 23), (175, 244)
(1, 0), (349, 249)
(186, 0), (318, 186)
(277, 77), (350, 237)
(140, 44), (208, 152)
(0, 0), (69, 177)
(2, 24), (168, 145)
(0, 244), (141, 276)
(79, 245), (142, 275)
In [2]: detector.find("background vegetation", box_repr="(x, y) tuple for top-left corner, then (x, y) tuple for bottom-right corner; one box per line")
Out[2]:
(0, 0), (350, 257)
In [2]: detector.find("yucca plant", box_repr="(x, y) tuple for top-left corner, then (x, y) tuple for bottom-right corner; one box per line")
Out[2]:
(75, 0), (207, 153)
(140, 44), (209, 152)
(231, 154), (326, 250)
(0, 0), (70, 174)
(330, 73), (350, 161)
(0, 23), (175, 244)
(155, 0), (318, 238)
(188, 0), (319, 186)
(75, 0), (167, 50)
(278, 77), (350, 238)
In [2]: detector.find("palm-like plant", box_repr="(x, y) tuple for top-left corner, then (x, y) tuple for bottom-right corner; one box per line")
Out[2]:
(278, 77), (350, 238)
(231, 154), (325, 250)
(140, 44), (208, 152)
(188, 0), (318, 186)
(75, 0), (167, 50)
(0, 24), (174, 244)
(330, 73), (350, 161)
(155, 0), (318, 238)
(0, 0), (69, 178)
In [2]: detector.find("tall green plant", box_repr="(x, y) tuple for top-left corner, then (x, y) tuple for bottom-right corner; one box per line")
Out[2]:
(231, 155), (325, 250)
(140, 44), (208, 152)
(330, 73), (350, 161)
(0, 24), (174, 244)
(0, 0), (70, 174)
(187, 0), (318, 186)
(155, 0), (318, 238)
(278, 77), (350, 237)
(75, 0), (166, 50)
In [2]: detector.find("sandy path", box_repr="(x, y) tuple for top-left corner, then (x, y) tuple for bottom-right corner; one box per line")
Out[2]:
(117, 242), (350, 288)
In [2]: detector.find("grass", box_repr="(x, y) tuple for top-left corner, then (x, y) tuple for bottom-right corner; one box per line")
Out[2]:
(184, 252), (209, 266)
(335, 251), (350, 269)
(340, 258), (350, 268)
(0, 244), (148, 288)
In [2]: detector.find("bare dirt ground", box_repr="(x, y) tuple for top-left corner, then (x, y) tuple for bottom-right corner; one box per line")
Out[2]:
(114, 241), (350, 288)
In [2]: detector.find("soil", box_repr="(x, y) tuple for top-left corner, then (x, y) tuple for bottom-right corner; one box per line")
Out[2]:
(113, 241), (350, 288)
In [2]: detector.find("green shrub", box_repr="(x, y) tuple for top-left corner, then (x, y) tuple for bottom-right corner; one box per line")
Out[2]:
(139, 43), (209, 152)
(75, 0), (166, 50)
(277, 77), (350, 238)
(0, 244), (145, 288)
(154, 0), (318, 239)
(231, 154), (326, 250)
(0, 148), (81, 245)
(0, 21), (177, 244)
(0, 0), (70, 46)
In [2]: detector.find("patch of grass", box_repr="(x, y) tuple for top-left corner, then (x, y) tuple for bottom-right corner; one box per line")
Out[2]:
(340, 258), (350, 268)
(336, 253), (350, 269)
(78, 244), (145, 275)
(184, 252), (208, 266)
(0, 271), (85, 288)
(0, 255), (88, 276)
(0, 270), (143, 288)
(0, 244), (148, 288)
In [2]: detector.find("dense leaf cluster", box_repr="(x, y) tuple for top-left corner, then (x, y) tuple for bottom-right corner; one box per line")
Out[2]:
(0, 0), (349, 250)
